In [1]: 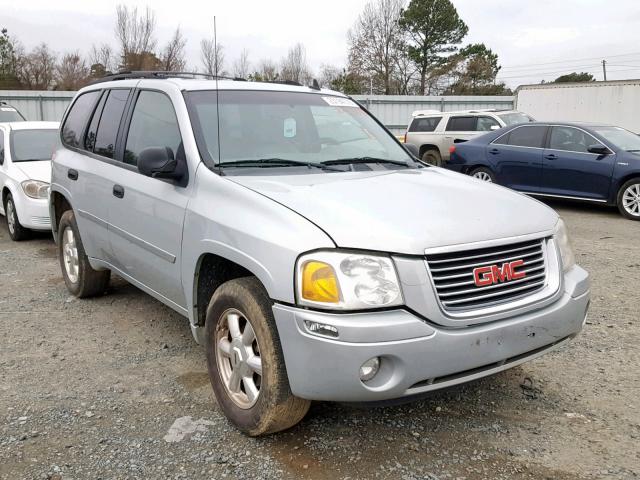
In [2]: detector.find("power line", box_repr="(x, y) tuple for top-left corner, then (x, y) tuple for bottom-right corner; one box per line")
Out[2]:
(499, 51), (640, 70)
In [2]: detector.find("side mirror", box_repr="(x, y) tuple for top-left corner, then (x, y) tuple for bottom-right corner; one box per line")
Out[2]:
(138, 146), (178, 178)
(587, 144), (610, 155)
(403, 143), (419, 158)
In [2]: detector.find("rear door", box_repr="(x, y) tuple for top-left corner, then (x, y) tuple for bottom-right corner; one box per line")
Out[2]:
(540, 126), (616, 200)
(106, 89), (190, 308)
(487, 125), (547, 191)
(443, 116), (500, 159)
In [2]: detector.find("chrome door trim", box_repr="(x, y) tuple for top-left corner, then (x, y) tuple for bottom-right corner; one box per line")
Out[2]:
(523, 192), (608, 203)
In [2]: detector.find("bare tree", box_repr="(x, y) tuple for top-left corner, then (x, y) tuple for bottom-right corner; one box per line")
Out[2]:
(200, 38), (225, 76)
(232, 48), (250, 79)
(161, 27), (187, 71)
(89, 43), (115, 77)
(318, 64), (342, 88)
(251, 59), (279, 81)
(115, 5), (157, 70)
(347, 0), (404, 94)
(280, 43), (311, 84)
(16, 43), (57, 89)
(56, 51), (89, 90)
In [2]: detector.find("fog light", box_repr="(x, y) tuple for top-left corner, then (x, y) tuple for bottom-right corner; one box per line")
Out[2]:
(359, 357), (380, 382)
(304, 321), (339, 338)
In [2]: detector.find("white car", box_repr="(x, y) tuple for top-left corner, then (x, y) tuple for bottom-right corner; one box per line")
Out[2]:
(0, 121), (59, 240)
(404, 109), (534, 166)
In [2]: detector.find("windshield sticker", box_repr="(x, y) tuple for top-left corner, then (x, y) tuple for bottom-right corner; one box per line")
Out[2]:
(283, 117), (296, 138)
(322, 96), (359, 108)
(0, 107), (16, 112)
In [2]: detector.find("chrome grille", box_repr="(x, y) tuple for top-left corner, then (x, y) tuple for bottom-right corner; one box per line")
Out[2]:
(426, 238), (547, 311)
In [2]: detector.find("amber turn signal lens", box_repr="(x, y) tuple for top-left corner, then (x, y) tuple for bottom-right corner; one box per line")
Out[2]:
(301, 261), (340, 303)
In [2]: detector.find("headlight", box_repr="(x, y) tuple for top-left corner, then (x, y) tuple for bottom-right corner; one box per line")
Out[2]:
(21, 180), (50, 199)
(296, 251), (403, 310)
(554, 219), (575, 272)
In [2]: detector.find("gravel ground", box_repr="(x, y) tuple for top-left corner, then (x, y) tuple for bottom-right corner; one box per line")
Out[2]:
(0, 199), (638, 480)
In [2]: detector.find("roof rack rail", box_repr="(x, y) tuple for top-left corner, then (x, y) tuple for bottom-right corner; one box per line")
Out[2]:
(88, 70), (244, 85)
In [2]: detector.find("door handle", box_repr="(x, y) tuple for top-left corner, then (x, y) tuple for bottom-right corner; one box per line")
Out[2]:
(113, 184), (125, 199)
(544, 154), (558, 160)
(68, 169), (78, 181)
(489, 148), (500, 155)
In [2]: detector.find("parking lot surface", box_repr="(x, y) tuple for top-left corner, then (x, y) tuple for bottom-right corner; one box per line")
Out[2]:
(0, 200), (638, 480)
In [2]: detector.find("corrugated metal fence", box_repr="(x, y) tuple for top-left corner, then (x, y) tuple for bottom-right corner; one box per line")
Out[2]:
(0, 90), (514, 134)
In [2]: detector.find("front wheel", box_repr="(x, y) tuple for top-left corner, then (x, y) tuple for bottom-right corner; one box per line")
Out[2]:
(58, 210), (111, 297)
(470, 167), (496, 183)
(617, 179), (640, 220)
(4, 193), (30, 241)
(205, 277), (310, 436)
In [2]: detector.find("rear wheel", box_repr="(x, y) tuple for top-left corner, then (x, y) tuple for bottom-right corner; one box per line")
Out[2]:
(205, 277), (310, 436)
(58, 210), (110, 297)
(470, 167), (495, 183)
(617, 179), (640, 220)
(421, 149), (442, 167)
(4, 193), (30, 241)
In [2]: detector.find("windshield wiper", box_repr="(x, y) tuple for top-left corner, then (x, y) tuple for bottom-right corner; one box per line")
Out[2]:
(321, 157), (411, 167)
(218, 158), (341, 171)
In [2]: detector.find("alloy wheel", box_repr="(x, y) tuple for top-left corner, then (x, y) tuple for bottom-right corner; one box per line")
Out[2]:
(215, 308), (262, 409)
(6, 199), (16, 235)
(473, 171), (493, 182)
(62, 226), (80, 283)
(622, 183), (640, 217)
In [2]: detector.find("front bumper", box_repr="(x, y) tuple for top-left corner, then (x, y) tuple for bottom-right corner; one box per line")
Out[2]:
(15, 195), (50, 230)
(273, 266), (589, 402)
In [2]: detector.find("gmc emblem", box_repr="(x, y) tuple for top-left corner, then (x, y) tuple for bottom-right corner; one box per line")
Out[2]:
(473, 260), (526, 287)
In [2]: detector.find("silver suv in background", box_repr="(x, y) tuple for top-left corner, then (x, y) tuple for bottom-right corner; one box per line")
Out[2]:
(50, 73), (588, 436)
(404, 109), (534, 165)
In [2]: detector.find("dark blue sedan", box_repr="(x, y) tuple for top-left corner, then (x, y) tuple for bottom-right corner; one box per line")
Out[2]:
(448, 122), (640, 220)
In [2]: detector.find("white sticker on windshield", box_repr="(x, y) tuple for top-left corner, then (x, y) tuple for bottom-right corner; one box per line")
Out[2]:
(0, 107), (16, 112)
(283, 117), (296, 138)
(322, 96), (359, 108)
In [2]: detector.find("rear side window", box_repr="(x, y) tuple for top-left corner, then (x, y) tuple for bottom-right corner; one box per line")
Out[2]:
(446, 116), (476, 132)
(62, 90), (101, 148)
(499, 126), (547, 148)
(476, 116), (500, 132)
(93, 89), (130, 159)
(124, 91), (182, 166)
(409, 117), (441, 132)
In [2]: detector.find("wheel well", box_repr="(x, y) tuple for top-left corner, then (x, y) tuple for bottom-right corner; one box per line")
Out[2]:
(615, 174), (640, 196)
(419, 144), (440, 158)
(1, 187), (10, 206)
(194, 253), (254, 327)
(50, 192), (72, 236)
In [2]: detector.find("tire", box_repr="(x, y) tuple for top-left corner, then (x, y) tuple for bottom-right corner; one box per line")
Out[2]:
(57, 210), (110, 297)
(421, 149), (442, 167)
(4, 193), (30, 241)
(470, 167), (496, 183)
(205, 277), (310, 436)
(617, 178), (640, 220)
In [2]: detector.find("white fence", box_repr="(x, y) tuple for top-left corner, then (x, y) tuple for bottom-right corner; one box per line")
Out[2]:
(0, 90), (514, 134)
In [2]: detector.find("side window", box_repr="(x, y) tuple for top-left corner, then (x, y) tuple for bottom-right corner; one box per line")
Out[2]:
(409, 117), (441, 132)
(506, 126), (547, 148)
(124, 91), (182, 166)
(446, 116), (476, 132)
(61, 90), (101, 148)
(476, 116), (500, 132)
(0, 130), (4, 164)
(84, 92), (107, 152)
(549, 126), (594, 153)
(93, 89), (131, 159)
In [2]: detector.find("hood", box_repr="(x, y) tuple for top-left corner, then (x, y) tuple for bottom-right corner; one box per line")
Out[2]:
(229, 168), (558, 255)
(14, 160), (51, 183)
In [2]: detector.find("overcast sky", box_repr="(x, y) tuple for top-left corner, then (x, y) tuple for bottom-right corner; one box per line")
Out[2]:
(1, 0), (639, 88)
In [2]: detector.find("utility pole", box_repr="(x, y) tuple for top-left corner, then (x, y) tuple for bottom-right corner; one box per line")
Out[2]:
(602, 59), (607, 81)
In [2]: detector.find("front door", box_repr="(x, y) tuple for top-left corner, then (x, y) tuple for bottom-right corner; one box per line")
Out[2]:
(540, 126), (616, 200)
(106, 90), (189, 308)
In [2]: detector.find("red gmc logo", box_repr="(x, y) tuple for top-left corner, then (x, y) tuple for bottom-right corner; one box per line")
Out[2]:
(473, 260), (526, 287)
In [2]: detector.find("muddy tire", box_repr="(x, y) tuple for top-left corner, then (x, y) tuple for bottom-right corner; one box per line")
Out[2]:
(421, 149), (442, 167)
(617, 178), (640, 220)
(4, 193), (30, 241)
(58, 210), (110, 298)
(205, 277), (310, 436)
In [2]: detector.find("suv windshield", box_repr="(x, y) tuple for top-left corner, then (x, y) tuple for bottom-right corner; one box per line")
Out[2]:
(11, 129), (59, 162)
(592, 126), (640, 152)
(0, 106), (25, 122)
(497, 112), (534, 126)
(186, 90), (416, 172)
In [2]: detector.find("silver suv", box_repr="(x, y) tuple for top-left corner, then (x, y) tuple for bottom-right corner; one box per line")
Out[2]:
(50, 73), (589, 436)
(404, 109), (534, 165)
